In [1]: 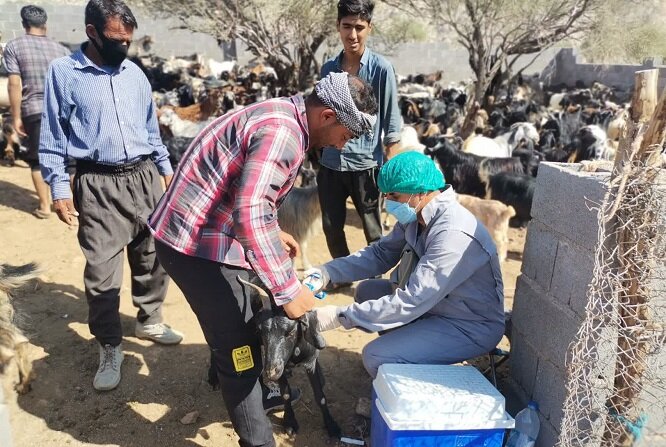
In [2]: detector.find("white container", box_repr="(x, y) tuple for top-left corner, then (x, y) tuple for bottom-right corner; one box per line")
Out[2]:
(373, 364), (512, 430)
(372, 364), (514, 446)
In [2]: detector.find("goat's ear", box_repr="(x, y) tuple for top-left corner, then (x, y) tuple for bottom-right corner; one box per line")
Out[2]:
(302, 312), (327, 350)
(237, 275), (272, 310)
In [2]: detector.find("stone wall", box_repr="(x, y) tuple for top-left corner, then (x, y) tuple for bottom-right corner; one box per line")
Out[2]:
(509, 162), (666, 447)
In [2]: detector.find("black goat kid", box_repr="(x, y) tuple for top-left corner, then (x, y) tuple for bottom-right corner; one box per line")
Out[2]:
(207, 275), (341, 438)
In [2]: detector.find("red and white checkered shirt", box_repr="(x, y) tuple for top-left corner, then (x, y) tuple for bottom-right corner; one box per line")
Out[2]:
(149, 95), (309, 305)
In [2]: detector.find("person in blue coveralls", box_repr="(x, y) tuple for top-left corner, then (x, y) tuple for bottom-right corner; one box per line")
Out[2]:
(309, 152), (506, 377)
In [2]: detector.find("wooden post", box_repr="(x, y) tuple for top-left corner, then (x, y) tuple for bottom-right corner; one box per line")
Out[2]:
(602, 69), (664, 445)
(612, 70), (658, 175)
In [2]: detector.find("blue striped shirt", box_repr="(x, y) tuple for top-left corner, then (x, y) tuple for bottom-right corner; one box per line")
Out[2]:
(39, 44), (172, 200)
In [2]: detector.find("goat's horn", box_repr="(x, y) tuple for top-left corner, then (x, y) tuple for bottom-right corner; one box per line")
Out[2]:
(236, 276), (271, 309)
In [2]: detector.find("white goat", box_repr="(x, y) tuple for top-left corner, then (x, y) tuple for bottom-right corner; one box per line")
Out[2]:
(277, 168), (321, 270)
(463, 135), (510, 158)
(208, 59), (236, 78)
(158, 108), (212, 138)
(494, 123), (540, 154)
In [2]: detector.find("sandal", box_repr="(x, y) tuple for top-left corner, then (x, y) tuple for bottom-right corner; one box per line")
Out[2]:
(32, 209), (51, 219)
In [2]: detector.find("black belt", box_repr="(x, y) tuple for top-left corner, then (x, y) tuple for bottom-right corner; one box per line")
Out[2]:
(76, 156), (151, 175)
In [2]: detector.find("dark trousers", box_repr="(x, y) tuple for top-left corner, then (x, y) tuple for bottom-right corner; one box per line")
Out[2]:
(22, 114), (41, 170)
(317, 166), (382, 259)
(155, 240), (274, 447)
(74, 159), (168, 346)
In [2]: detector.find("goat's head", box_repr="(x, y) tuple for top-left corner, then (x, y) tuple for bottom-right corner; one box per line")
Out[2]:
(237, 276), (326, 382)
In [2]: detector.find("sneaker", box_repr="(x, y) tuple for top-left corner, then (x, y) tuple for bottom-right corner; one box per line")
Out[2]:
(262, 381), (302, 413)
(93, 344), (124, 391)
(135, 322), (183, 345)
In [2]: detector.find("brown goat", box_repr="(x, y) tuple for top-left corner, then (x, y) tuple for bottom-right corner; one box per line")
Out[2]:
(0, 263), (40, 394)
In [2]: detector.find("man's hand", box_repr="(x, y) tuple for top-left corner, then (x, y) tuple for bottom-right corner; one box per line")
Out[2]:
(163, 174), (173, 190)
(282, 284), (315, 319)
(279, 230), (300, 259)
(12, 117), (27, 138)
(313, 305), (343, 332)
(53, 198), (79, 226)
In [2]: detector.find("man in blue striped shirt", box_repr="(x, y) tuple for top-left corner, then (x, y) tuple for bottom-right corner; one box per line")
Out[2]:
(39, 0), (181, 391)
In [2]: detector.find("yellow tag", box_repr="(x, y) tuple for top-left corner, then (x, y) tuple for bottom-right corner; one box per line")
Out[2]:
(232, 345), (254, 372)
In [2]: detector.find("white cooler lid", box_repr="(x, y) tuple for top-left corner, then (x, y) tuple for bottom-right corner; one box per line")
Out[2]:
(373, 364), (509, 428)
(375, 398), (515, 431)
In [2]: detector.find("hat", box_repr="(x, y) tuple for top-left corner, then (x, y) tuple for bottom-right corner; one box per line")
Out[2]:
(378, 152), (445, 194)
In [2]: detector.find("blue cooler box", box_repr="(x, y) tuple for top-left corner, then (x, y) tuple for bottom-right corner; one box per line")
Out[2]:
(371, 364), (514, 447)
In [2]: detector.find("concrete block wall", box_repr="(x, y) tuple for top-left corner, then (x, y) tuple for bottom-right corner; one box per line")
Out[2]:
(509, 162), (666, 446)
(0, 0), (226, 60)
(540, 48), (666, 93)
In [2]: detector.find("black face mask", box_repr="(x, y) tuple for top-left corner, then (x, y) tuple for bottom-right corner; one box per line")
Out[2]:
(90, 27), (129, 67)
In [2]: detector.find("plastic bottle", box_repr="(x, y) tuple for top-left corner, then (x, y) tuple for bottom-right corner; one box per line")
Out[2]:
(505, 401), (540, 447)
(302, 273), (327, 299)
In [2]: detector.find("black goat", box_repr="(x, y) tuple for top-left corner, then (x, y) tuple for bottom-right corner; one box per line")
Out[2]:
(426, 138), (526, 199)
(425, 138), (487, 197)
(208, 275), (341, 438)
(486, 172), (536, 227)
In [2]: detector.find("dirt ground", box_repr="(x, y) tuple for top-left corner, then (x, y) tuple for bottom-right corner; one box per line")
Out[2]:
(0, 162), (525, 447)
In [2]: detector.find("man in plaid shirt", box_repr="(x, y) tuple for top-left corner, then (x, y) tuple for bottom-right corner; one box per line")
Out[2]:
(149, 71), (378, 447)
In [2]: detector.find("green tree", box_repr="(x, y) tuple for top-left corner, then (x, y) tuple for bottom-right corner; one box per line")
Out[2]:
(579, 0), (666, 63)
(382, 0), (602, 106)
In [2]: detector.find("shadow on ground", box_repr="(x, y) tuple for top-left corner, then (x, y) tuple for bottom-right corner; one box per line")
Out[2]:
(0, 178), (37, 216)
(11, 278), (371, 447)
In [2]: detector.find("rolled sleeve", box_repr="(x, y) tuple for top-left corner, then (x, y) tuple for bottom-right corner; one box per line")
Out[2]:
(232, 125), (304, 305)
(39, 63), (72, 201)
(381, 66), (402, 147)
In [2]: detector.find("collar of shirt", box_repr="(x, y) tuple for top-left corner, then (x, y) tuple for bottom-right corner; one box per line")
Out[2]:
(334, 47), (372, 72)
(289, 94), (310, 149)
(73, 42), (130, 74)
(419, 187), (454, 226)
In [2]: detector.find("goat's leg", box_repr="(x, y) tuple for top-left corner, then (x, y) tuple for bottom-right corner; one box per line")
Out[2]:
(278, 376), (299, 435)
(14, 337), (34, 394)
(306, 361), (341, 438)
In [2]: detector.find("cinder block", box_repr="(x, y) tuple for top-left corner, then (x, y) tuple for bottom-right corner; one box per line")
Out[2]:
(532, 163), (609, 251)
(501, 377), (530, 416)
(512, 276), (581, 367)
(532, 358), (567, 429)
(521, 221), (558, 291)
(508, 331), (540, 397)
(550, 238), (595, 316)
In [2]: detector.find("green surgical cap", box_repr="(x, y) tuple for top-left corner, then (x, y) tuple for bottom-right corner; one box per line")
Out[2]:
(378, 151), (446, 194)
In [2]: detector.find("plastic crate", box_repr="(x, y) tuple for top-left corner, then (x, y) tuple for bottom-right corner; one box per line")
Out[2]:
(371, 364), (514, 447)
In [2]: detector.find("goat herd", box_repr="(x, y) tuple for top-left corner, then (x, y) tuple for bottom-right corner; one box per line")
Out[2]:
(392, 72), (630, 262)
(0, 48), (637, 441)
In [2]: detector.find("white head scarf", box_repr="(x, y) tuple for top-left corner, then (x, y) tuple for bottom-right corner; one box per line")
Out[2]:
(314, 72), (377, 137)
